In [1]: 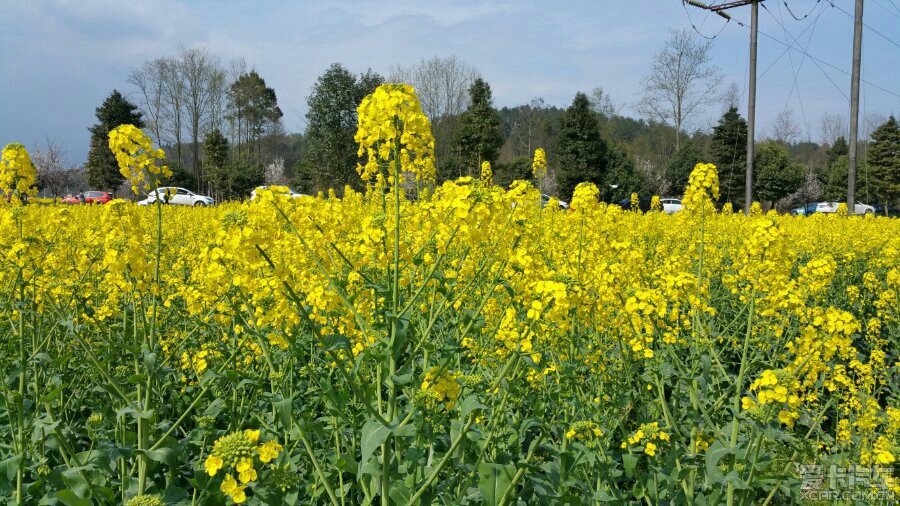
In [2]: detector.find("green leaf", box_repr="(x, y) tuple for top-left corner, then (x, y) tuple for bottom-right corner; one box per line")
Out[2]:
(477, 463), (517, 505)
(322, 334), (351, 352)
(622, 453), (638, 479)
(461, 395), (486, 418)
(0, 455), (22, 481)
(389, 481), (412, 504)
(705, 441), (734, 483)
(56, 489), (92, 506)
(359, 418), (390, 475)
(274, 396), (294, 429)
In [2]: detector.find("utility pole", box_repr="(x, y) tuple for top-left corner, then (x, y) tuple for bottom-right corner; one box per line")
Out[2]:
(746, 1), (758, 214)
(684, 0), (762, 214)
(847, 0), (863, 213)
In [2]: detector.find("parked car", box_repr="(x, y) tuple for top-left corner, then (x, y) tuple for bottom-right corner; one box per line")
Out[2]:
(790, 201), (875, 216)
(60, 194), (82, 204)
(661, 197), (683, 214)
(84, 191), (113, 204)
(618, 196), (656, 212)
(250, 186), (307, 200)
(872, 203), (900, 217)
(540, 194), (569, 210)
(138, 187), (214, 206)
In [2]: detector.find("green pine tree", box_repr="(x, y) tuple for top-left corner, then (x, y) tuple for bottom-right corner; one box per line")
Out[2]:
(85, 90), (144, 191)
(666, 139), (702, 194)
(826, 136), (848, 167)
(867, 116), (900, 207)
(454, 78), (502, 175)
(605, 145), (645, 202)
(754, 141), (804, 204)
(555, 92), (609, 201)
(709, 107), (747, 205)
(824, 154), (848, 201)
(204, 129), (231, 197)
(304, 64), (383, 194)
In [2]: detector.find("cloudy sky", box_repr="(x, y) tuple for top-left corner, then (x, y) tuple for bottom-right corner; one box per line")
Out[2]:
(2, 0), (898, 163)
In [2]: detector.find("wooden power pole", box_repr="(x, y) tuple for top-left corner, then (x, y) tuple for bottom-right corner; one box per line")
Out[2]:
(847, 0), (864, 212)
(684, 0), (762, 214)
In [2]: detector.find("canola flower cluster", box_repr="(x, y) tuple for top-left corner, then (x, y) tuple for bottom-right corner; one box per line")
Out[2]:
(107, 124), (172, 194)
(0, 143), (37, 200)
(204, 429), (282, 503)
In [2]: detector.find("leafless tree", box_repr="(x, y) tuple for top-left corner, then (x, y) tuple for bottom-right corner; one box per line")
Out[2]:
(129, 49), (230, 190)
(722, 82), (742, 112)
(390, 55), (480, 164)
(637, 28), (722, 151)
(128, 58), (169, 147)
(31, 139), (85, 199)
(178, 46), (227, 186)
(510, 98), (548, 158)
(159, 56), (186, 166)
(819, 113), (847, 146)
(770, 109), (801, 144)
(589, 87), (618, 117)
(863, 113), (887, 141)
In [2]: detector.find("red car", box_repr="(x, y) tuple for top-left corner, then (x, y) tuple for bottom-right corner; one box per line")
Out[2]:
(60, 194), (82, 204)
(84, 191), (113, 204)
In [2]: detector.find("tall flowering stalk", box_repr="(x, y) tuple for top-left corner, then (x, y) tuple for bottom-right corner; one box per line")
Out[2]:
(108, 124), (170, 496)
(355, 84), (436, 188)
(533, 147), (547, 194)
(480, 161), (493, 187)
(108, 124), (171, 195)
(0, 143), (37, 203)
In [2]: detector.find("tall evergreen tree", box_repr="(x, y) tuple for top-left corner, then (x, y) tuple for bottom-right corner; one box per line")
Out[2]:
(454, 78), (502, 175)
(85, 90), (144, 191)
(826, 136), (848, 166)
(666, 139), (702, 194)
(304, 64), (383, 193)
(867, 116), (900, 206)
(204, 129), (231, 196)
(824, 154), (848, 201)
(709, 107), (747, 205)
(605, 145), (645, 202)
(754, 141), (803, 204)
(556, 92), (609, 201)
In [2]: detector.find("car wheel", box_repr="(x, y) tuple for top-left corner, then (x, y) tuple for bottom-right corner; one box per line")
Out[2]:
(194, 201), (206, 207)
(865, 210), (873, 215)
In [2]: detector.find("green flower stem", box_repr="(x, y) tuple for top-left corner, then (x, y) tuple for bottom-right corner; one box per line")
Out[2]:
(727, 292), (755, 506)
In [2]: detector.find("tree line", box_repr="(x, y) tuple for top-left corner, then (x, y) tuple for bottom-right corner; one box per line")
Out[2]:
(33, 36), (899, 210)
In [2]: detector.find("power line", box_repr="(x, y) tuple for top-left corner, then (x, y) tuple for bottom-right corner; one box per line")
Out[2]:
(728, 12), (900, 99)
(774, 1), (816, 141)
(827, 0), (900, 49)
(758, 2), (828, 78)
(682, 1), (731, 39)
(870, 0), (900, 19)
(783, 0), (822, 19)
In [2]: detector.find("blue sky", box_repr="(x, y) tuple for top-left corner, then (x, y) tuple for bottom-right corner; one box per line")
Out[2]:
(1, 0), (898, 163)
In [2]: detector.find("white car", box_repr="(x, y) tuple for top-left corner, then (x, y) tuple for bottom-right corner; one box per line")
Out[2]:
(250, 186), (307, 200)
(540, 194), (569, 210)
(661, 198), (683, 214)
(138, 187), (214, 206)
(791, 201), (874, 216)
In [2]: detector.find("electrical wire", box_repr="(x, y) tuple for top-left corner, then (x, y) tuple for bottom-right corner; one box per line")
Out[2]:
(758, 2), (828, 79)
(682, 0), (731, 40)
(827, 0), (900, 49)
(784, 0), (822, 20)
(728, 13), (900, 99)
(771, 1), (822, 141)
